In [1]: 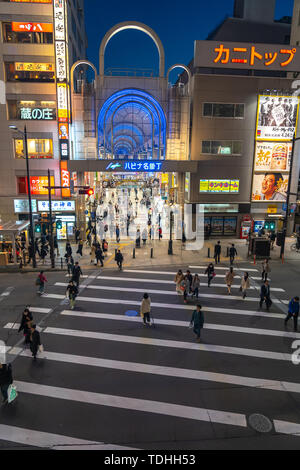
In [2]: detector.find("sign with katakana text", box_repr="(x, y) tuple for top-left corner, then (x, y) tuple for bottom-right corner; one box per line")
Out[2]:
(254, 141), (292, 172)
(199, 179), (240, 193)
(194, 41), (300, 72)
(30, 176), (55, 195)
(12, 22), (53, 33)
(19, 107), (56, 120)
(105, 161), (164, 172)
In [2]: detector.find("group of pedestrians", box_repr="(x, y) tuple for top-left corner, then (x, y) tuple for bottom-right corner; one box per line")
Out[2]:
(18, 307), (42, 360)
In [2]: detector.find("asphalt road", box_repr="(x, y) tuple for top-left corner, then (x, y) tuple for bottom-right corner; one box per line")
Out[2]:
(0, 260), (300, 450)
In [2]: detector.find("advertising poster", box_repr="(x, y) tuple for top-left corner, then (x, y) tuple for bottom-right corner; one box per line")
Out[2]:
(211, 217), (224, 234)
(224, 217), (237, 234)
(251, 172), (288, 202)
(254, 141), (292, 172)
(199, 179), (239, 193)
(256, 95), (299, 141)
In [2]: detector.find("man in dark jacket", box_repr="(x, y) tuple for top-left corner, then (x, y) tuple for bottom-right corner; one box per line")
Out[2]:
(72, 262), (83, 286)
(29, 324), (41, 360)
(18, 308), (33, 345)
(0, 363), (13, 402)
(259, 280), (272, 311)
(229, 244), (237, 264)
(115, 250), (123, 270)
(95, 246), (104, 267)
(214, 241), (221, 264)
(284, 296), (300, 332)
(190, 305), (204, 342)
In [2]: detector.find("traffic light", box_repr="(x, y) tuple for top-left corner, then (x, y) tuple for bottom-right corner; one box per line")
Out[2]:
(35, 223), (41, 233)
(56, 220), (62, 230)
(264, 221), (276, 231)
(79, 188), (94, 196)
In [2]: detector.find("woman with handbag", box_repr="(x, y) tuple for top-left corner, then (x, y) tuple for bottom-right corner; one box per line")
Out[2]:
(205, 263), (215, 287)
(240, 272), (250, 299)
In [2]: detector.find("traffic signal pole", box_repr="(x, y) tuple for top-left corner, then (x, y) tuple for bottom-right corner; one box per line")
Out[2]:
(47, 169), (55, 268)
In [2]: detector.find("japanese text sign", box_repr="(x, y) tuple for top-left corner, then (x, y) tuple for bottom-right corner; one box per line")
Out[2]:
(60, 161), (70, 197)
(12, 22), (53, 33)
(194, 41), (300, 72)
(30, 176), (55, 195)
(199, 179), (240, 193)
(37, 200), (75, 212)
(256, 95), (299, 141)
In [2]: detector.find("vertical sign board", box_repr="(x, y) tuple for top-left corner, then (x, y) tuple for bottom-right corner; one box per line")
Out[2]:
(60, 161), (71, 197)
(53, 0), (70, 161)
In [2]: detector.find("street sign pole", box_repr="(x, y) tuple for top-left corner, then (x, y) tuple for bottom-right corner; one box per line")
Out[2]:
(47, 169), (55, 268)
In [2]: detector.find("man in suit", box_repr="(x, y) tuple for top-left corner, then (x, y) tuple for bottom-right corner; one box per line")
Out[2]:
(214, 241), (221, 264)
(259, 280), (272, 311)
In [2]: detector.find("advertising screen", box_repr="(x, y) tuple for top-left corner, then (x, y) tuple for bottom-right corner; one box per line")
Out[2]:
(251, 172), (288, 202)
(256, 95), (299, 141)
(254, 141), (292, 172)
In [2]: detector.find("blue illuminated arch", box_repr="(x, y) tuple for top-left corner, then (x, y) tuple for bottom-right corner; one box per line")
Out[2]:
(98, 88), (166, 160)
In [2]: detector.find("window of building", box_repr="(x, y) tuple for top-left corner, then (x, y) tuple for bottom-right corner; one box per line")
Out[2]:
(17, 177), (27, 195)
(202, 140), (243, 155)
(2, 22), (53, 44)
(5, 62), (55, 83)
(8, 100), (56, 120)
(203, 103), (244, 118)
(14, 138), (53, 159)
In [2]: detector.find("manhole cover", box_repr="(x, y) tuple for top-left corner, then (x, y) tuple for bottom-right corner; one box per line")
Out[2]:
(248, 414), (273, 433)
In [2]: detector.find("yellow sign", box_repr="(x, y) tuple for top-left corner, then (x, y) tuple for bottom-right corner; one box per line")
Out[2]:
(161, 173), (169, 184)
(267, 206), (277, 214)
(15, 62), (54, 72)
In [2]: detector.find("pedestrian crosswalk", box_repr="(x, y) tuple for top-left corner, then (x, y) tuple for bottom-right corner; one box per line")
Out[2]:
(1, 262), (300, 449)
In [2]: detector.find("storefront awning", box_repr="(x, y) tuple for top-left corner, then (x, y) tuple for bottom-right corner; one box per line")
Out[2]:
(0, 221), (30, 236)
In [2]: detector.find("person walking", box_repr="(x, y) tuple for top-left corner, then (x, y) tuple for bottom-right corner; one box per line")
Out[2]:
(66, 280), (78, 310)
(115, 249), (123, 270)
(40, 244), (48, 265)
(36, 271), (47, 295)
(27, 242), (35, 266)
(261, 258), (271, 282)
(225, 266), (235, 295)
(136, 229), (141, 248)
(174, 269), (184, 294)
(185, 270), (193, 294)
(284, 296), (300, 332)
(18, 308), (33, 346)
(75, 227), (80, 244)
(72, 262), (82, 287)
(182, 275), (190, 304)
(240, 272), (250, 299)
(142, 228), (148, 245)
(53, 236), (59, 257)
(66, 256), (74, 277)
(190, 305), (204, 342)
(76, 239), (83, 257)
(158, 226), (162, 240)
(214, 241), (221, 264)
(29, 324), (41, 361)
(269, 231), (276, 250)
(140, 293), (151, 326)
(259, 280), (272, 311)
(0, 363), (13, 403)
(102, 239), (108, 257)
(191, 274), (200, 299)
(95, 245), (104, 267)
(90, 240), (96, 264)
(65, 241), (72, 258)
(205, 263), (215, 287)
(116, 224), (120, 243)
(229, 244), (237, 264)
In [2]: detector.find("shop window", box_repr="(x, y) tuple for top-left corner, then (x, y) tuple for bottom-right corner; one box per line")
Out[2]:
(203, 103), (244, 119)
(2, 22), (53, 45)
(14, 138), (53, 159)
(5, 62), (55, 83)
(202, 140), (243, 155)
(17, 177), (27, 195)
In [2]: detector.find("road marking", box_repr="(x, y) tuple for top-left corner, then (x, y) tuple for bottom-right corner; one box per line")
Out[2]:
(274, 420), (300, 436)
(0, 287), (14, 297)
(54, 283), (288, 304)
(8, 346), (300, 395)
(58, 310), (294, 339)
(5, 324), (291, 362)
(189, 265), (258, 272)
(124, 270), (271, 282)
(30, 307), (52, 314)
(42, 294), (287, 318)
(14, 380), (247, 429)
(0, 424), (99, 449)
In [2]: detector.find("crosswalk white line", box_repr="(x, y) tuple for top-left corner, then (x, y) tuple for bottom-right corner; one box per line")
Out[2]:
(57, 310), (295, 340)
(0, 424), (99, 449)
(8, 346), (300, 395)
(89, 275), (284, 292)
(30, 307), (52, 314)
(274, 420), (300, 436)
(42, 294), (287, 318)
(14, 380), (247, 428)
(189, 265), (258, 272)
(4, 324), (290, 362)
(124, 269), (265, 280)
(54, 283), (288, 304)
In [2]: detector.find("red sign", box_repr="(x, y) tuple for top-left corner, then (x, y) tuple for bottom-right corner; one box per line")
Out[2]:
(60, 161), (70, 198)
(30, 176), (55, 195)
(12, 22), (53, 33)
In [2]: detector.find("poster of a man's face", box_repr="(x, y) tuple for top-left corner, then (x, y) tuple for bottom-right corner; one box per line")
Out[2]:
(256, 95), (299, 141)
(252, 172), (288, 201)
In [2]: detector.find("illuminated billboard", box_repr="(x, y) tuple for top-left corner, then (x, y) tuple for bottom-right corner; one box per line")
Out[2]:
(254, 141), (292, 172)
(30, 176), (55, 195)
(252, 172), (288, 202)
(256, 95), (299, 141)
(199, 179), (239, 193)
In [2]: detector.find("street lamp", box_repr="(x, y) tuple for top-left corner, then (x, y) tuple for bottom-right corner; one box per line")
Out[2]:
(280, 133), (300, 261)
(9, 125), (37, 268)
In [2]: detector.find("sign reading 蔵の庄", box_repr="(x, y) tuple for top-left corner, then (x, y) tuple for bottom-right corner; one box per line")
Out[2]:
(194, 41), (300, 72)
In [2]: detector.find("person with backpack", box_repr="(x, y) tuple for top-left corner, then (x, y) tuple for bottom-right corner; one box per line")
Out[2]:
(284, 296), (300, 332)
(66, 280), (78, 310)
(140, 293), (151, 326)
(0, 363), (13, 403)
(29, 324), (41, 361)
(205, 263), (215, 287)
(190, 305), (204, 342)
(115, 249), (123, 270)
(36, 271), (47, 295)
(72, 262), (83, 287)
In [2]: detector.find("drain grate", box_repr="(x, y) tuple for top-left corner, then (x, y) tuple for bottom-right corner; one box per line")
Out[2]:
(249, 414), (273, 433)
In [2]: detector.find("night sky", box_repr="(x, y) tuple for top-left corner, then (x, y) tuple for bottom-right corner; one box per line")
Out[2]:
(84, 0), (294, 80)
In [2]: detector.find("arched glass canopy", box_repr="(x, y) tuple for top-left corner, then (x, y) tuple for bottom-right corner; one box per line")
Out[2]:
(98, 88), (166, 160)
